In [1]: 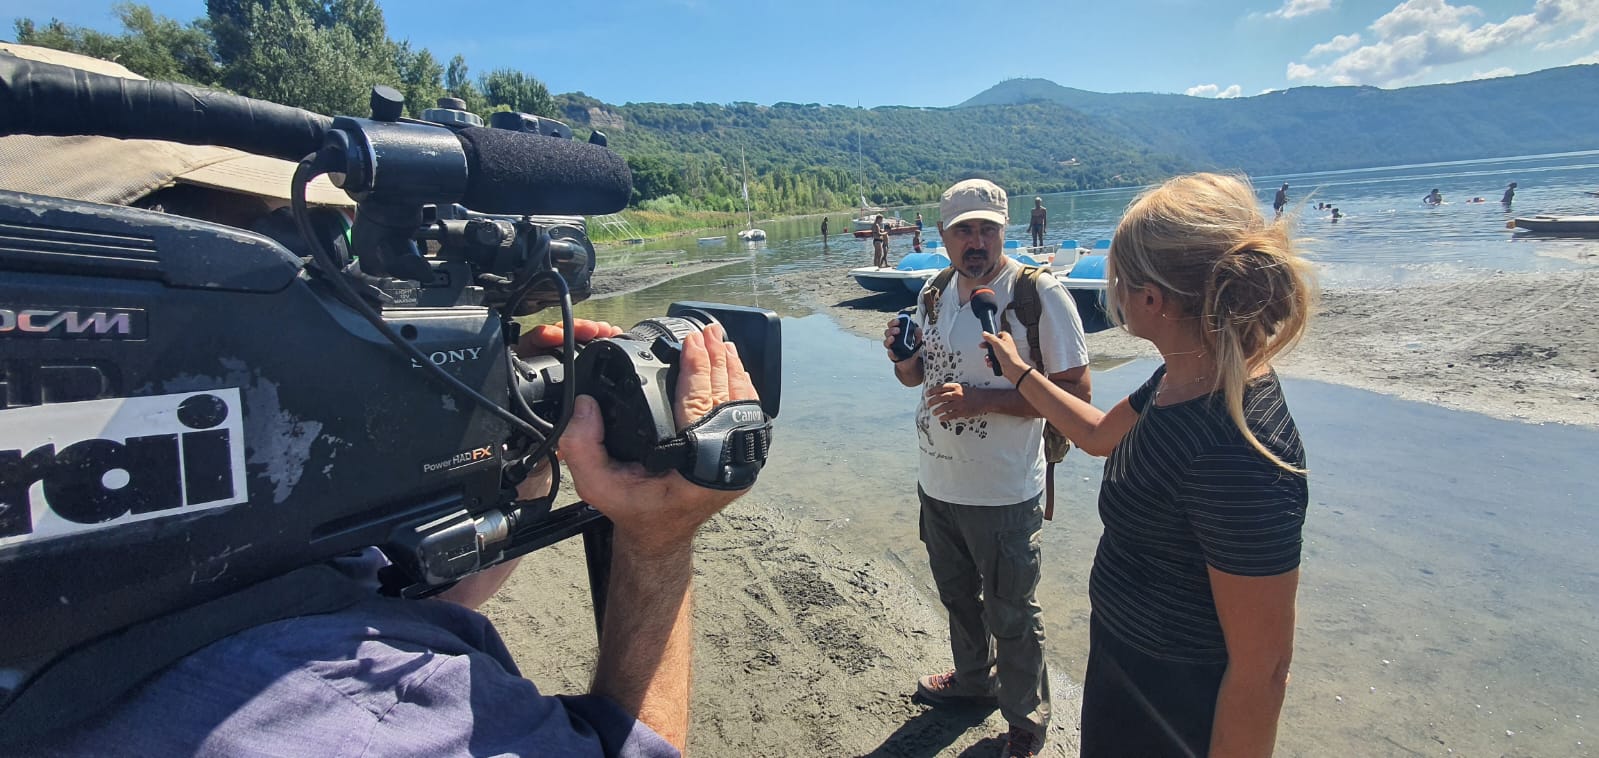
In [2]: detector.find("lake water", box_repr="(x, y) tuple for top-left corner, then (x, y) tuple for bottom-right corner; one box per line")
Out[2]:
(564, 152), (1599, 756)
(594, 149), (1599, 299)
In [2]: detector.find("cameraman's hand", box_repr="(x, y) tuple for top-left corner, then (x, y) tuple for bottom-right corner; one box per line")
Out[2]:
(561, 323), (757, 557)
(517, 319), (621, 356)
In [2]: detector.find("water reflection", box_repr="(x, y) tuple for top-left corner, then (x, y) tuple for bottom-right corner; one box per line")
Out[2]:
(747, 314), (1597, 756)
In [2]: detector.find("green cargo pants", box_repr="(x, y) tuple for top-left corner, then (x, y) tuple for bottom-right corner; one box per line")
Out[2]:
(918, 485), (1050, 739)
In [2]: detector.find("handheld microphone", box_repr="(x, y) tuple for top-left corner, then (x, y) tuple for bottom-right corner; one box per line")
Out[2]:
(971, 288), (1003, 376)
(456, 127), (633, 216)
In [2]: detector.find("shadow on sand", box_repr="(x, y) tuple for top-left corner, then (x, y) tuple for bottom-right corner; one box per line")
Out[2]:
(858, 702), (1007, 758)
(837, 290), (916, 313)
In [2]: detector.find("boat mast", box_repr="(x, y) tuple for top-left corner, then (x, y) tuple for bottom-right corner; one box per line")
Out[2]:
(856, 111), (865, 209)
(741, 145), (753, 229)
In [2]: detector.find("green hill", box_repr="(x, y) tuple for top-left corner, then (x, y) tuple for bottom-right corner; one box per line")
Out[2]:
(958, 68), (1599, 174)
(555, 96), (1191, 214)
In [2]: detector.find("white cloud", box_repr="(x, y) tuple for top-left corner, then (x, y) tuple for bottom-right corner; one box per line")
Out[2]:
(1572, 50), (1599, 63)
(1266, 0), (1335, 19)
(1186, 83), (1245, 98)
(1308, 33), (1363, 57)
(1287, 0), (1599, 86)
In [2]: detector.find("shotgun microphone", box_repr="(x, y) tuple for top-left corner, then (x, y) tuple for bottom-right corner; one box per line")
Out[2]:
(971, 288), (1003, 376)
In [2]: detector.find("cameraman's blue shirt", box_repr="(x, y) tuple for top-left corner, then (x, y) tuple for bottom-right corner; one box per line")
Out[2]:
(21, 551), (677, 758)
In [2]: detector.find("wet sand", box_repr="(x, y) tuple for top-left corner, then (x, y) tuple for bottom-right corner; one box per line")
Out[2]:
(588, 257), (747, 300)
(485, 265), (1598, 756)
(771, 265), (1599, 428)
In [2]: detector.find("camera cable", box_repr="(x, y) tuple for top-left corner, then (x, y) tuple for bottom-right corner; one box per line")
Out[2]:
(290, 154), (551, 445)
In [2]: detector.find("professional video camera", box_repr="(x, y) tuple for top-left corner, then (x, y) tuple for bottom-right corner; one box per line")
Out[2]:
(0, 55), (780, 721)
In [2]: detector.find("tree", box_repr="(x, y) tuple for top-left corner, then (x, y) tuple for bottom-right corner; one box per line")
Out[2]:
(223, 0), (370, 115)
(202, 0), (400, 115)
(478, 68), (556, 119)
(444, 54), (486, 115)
(396, 43), (445, 118)
(625, 154), (682, 204)
(14, 4), (219, 86)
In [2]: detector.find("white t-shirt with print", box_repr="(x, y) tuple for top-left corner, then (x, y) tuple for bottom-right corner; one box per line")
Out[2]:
(914, 259), (1090, 506)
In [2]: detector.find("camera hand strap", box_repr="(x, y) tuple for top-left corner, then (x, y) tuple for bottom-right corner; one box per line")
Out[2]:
(652, 400), (772, 491)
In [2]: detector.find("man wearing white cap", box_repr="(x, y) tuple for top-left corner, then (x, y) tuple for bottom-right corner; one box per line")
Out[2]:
(882, 178), (1090, 756)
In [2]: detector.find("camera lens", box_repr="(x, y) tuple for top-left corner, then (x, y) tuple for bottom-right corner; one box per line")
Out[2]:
(621, 314), (713, 344)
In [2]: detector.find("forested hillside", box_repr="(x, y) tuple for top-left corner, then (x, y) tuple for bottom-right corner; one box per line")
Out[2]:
(960, 69), (1599, 174)
(555, 95), (1189, 213)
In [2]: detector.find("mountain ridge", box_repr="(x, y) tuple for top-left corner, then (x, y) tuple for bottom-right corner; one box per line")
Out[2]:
(953, 67), (1599, 174)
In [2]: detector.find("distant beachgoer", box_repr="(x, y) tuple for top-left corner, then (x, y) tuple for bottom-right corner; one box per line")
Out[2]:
(1273, 183), (1289, 216)
(912, 228), (923, 253)
(1030, 197), (1047, 247)
(1469, 197), (1485, 204)
(1424, 189), (1443, 205)
(1502, 182), (1517, 206)
(872, 214), (889, 268)
(821, 216), (829, 237)
(984, 172), (1312, 758)
(916, 212), (924, 230)
(1331, 207), (1343, 221)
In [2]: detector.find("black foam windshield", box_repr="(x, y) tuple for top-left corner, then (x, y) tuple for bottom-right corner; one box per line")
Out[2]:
(456, 127), (632, 216)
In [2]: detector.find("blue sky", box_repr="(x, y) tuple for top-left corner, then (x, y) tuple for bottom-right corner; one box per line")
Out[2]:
(6, 0), (1597, 106)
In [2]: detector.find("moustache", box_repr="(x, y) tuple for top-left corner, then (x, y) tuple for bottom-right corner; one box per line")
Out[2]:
(962, 248), (989, 257)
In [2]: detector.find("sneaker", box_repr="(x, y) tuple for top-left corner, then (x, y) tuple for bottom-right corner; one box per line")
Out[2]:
(1003, 725), (1043, 757)
(914, 670), (998, 706)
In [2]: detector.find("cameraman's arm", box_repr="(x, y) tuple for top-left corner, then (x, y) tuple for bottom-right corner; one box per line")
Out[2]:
(561, 324), (756, 751)
(435, 464), (553, 609)
(438, 320), (620, 610)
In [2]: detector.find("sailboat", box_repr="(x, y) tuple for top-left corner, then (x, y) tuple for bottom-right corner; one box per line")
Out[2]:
(737, 147), (766, 242)
(851, 127), (881, 231)
(848, 126), (910, 233)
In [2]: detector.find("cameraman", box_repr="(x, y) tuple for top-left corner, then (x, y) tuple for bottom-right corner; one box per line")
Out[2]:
(17, 320), (757, 758)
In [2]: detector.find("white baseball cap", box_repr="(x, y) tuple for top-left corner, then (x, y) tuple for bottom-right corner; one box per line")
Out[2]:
(940, 179), (1008, 228)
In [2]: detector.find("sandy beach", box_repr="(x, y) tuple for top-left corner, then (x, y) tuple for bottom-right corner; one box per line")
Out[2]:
(771, 265), (1599, 428)
(486, 263), (1598, 756)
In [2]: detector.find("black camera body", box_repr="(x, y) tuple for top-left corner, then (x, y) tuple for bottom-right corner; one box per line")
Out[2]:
(0, 193), (782, 675)
(0, 59), (782, 711)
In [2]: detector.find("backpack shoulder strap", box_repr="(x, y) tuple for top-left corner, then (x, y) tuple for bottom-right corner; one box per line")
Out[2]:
(1003, 265), (1047, 367)
(1006, 266), (1072, 520)
(921, 267), (958, 325)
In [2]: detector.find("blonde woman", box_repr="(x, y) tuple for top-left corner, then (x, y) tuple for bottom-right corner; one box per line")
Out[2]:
(983, 173), (1313, 757)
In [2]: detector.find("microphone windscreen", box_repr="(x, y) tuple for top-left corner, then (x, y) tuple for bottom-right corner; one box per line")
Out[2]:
(971, 288), (998, 315)
(456, 127), (633, 216)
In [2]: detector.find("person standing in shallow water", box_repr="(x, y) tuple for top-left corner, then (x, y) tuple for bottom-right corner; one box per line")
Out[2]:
(1273, 183), (1289, 217)
(983, 172), (1312, 758)
(871, 214), (890, 268)
(883, 178), (1091, 758)
(821, 216), (829, 237)
(1029, 197), (1047, 248)
(1502, 182), (1517, 206)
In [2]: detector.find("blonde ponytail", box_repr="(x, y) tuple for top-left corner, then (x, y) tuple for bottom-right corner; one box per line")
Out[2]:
(1107, 174), (1316, 473)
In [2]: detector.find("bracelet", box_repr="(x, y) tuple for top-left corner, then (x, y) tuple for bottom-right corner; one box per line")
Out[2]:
(1016, 366), (1036, 388)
